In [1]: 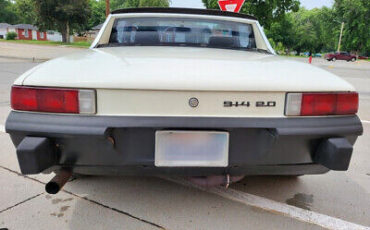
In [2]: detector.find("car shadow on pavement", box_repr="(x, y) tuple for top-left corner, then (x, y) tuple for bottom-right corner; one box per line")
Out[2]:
(65, 175), (322, 230)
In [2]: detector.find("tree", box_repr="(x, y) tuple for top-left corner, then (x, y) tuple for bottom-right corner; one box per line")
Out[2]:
(110, 0), (169, 10)
(265, 13), (297, 54)
(334, 0), (370, 55)
(33, 0), (91, 43)
(86, 0), (171, 29)
(313, 7), (338, 52)
(292, 9), (319, 54)
(268, 38), (285, 54)
(137, 0), (169, 7)
(0, 0), (19, 24)
(88, 0), (106, 29)
(110, 0), (126, 10)
(266, 6), (342, 55)
(202, 0), (300, 28)
(13, 0), (36, 24)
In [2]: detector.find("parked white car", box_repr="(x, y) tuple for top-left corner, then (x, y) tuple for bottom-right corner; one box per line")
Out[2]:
(6, 8), (362, 193)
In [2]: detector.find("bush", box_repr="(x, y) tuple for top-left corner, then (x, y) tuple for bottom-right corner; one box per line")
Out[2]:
(275, 42), (286, 54)
(268, 38), (286, 54)
(6, 32), (17, 40)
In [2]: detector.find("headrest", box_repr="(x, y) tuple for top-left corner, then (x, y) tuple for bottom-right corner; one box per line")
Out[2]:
(208, 36), (235, 48)
(134, 30), (160, 45)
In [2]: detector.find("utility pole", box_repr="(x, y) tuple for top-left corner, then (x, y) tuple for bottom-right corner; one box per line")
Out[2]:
(337, 22), (344, 52)
(106, 0), (110, 18)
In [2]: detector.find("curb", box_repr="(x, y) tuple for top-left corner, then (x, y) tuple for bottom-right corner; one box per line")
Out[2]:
(0, 55), (49, 62)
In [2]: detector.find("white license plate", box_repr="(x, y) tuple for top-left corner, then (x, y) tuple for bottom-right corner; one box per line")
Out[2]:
(155, 131), (229, 167)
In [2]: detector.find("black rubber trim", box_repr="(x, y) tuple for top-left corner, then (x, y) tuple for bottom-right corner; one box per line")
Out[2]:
(16, 137), (57, 174)
(314, 138), (353, 171)
(111, 7), (257, 20)
(6, 111), (363, 137)
(69, 164), (330, 176)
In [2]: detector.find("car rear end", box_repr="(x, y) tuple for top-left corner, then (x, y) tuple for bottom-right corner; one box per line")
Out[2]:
(6, 86), (362, 176)
(5, 8), (363, 178)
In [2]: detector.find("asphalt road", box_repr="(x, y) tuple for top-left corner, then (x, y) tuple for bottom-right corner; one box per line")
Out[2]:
(0, 44), (369, 230)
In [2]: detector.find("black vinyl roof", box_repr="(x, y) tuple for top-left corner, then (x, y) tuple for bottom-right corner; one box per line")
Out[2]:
(111, 7), (257, 21)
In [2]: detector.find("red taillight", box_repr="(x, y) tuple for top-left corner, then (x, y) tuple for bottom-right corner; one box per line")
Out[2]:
(301, 93), (337, 116)
(11, 86), (79, 113)
(336, 93), (359, 114)
(286, 92), (358, 116)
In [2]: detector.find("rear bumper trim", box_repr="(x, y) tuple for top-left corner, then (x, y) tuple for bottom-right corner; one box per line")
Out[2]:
(6, 111), (363, 137)
(6, 111), (363, 175)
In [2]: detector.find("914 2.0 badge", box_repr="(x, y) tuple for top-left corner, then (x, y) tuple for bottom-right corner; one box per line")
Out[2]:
(224, 101), (276, 107)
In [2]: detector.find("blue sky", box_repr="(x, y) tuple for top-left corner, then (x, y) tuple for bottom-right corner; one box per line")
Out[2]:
(170, 0), (334, 9)
(299, 0), (333, 9)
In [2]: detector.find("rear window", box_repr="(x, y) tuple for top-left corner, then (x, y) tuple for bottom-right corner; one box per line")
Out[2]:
(106, 17), (256, 50)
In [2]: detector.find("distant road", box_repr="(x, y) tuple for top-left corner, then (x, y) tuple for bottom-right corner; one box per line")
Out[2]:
(0, 41), (84, 60)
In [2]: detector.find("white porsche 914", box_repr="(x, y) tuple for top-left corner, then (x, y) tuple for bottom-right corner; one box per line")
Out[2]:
(6, 8), (363, 192)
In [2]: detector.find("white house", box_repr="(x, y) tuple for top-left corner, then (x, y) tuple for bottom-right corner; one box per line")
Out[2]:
(0, 22), (73, 42)
(46, 30), (74, 42)
(0, 23), (12, 39)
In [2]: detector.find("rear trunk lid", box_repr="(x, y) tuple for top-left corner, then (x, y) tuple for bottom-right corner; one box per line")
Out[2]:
(16, 46), (355, 117)
(18, 46), (354, 92)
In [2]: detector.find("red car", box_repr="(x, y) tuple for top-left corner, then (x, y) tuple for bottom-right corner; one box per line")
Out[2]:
(325, 52), (357, 62)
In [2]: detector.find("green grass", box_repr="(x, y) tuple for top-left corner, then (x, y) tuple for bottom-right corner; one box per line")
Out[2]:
(0, 39), (91, 48)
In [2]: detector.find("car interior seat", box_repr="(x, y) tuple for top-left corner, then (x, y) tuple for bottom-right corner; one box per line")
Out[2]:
(208, 36), (236, 48)
(134, 28), (160, 45)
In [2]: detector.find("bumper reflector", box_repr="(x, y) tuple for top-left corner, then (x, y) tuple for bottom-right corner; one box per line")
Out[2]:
(11, 86), (96, 114)
(286, 92), (358, 116)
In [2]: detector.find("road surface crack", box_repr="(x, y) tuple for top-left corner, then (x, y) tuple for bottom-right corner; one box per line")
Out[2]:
(0, 165), (166, 229)
(0, 192), (44, 214)
(64, 190), (166, 230)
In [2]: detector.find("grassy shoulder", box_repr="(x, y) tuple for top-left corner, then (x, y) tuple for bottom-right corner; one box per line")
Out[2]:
(0, 39), (91, 48)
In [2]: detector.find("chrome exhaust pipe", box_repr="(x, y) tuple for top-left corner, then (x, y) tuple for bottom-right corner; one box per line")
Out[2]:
(45, 169), (72, 194)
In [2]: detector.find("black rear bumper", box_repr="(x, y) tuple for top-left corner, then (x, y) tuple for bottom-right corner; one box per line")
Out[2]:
(6, 111), (363, 176)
